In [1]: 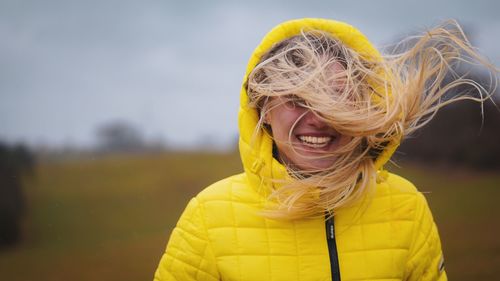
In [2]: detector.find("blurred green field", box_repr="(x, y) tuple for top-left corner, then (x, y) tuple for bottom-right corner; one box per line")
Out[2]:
(0, 151), (498, 281)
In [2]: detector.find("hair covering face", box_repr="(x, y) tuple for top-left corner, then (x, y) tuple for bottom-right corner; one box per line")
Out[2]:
(239, 18), (397, 197)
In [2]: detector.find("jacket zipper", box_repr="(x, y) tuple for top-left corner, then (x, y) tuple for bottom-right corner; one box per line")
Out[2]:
(326, 216), (341, 281)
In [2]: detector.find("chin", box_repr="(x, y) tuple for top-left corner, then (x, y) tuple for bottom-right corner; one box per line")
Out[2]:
(295, 158), (336, 172)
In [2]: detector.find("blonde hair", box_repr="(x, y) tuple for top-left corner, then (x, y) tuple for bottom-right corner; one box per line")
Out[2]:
(246, 21), (498, 219)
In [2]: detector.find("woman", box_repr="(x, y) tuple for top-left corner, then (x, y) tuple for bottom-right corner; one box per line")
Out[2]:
(153, 18), (495, 281)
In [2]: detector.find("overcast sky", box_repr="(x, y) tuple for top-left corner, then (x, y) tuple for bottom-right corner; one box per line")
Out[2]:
(1, 0), (498, 149)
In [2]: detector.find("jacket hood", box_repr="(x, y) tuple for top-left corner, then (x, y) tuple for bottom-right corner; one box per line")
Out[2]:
(238, 18), (399, 193)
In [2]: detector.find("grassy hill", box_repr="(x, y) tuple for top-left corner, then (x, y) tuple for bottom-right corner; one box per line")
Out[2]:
(0, 151), (498, 280)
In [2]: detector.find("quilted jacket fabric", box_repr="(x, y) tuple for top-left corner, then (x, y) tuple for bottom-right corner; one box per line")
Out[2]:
(154, 18), (447, 281)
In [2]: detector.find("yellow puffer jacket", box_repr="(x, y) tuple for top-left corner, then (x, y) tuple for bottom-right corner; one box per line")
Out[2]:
(154, 18), (446, 281)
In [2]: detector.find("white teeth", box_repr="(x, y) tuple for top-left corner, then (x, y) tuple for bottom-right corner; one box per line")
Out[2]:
(298, 135), (332, 147)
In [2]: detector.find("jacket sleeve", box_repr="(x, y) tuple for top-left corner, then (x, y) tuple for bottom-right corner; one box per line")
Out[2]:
(153, 197), (220, 281)
(404, 192), (447, 281)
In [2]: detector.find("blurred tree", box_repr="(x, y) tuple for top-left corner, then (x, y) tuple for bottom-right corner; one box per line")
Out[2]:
(0, 142), (35, 247)
(95, 120), (146, 153)
(397, 91), (500, 169)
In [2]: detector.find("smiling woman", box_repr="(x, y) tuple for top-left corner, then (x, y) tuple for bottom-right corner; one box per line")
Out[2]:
(153, 18), (497, 281)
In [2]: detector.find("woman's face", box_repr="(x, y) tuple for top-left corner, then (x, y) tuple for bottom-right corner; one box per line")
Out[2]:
(265, 97), (351, 172)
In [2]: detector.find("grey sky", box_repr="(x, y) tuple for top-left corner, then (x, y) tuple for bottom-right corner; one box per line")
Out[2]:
(1, 0), (498, 148)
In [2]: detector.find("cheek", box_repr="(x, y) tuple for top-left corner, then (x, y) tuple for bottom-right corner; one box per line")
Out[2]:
(269, 110), (301, 138)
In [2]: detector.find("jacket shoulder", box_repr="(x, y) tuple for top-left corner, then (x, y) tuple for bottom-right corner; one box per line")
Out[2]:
(194, 172), (261, 204)
(383, 172), (419, 194)
(370, 171), (421, 202)
(349, 171), (424, 226)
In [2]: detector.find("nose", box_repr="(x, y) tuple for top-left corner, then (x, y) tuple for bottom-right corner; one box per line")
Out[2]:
(303, 110), (328, 129)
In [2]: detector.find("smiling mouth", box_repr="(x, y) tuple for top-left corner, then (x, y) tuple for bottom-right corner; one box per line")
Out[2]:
(297, 135), (333, 148)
